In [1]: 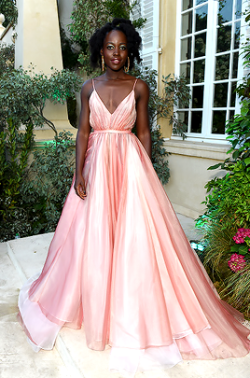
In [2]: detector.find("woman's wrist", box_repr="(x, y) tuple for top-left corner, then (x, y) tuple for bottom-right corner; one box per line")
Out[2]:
(76, 170), (83, 178)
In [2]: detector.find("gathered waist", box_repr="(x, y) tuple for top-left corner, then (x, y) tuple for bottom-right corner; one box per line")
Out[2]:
(93, 129), (132, 134)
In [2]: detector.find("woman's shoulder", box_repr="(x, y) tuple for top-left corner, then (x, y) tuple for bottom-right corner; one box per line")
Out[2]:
(81, 78), (94, 99)
(81, 78), (93, 90)
(134, 77), (148, 90)
(124, 74), (147, 88)
(134, 77), (149, 99)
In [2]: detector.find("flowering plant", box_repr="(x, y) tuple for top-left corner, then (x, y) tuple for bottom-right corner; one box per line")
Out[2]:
(228, 253), (246, 272)
(228, 228), (250, 272)
(232, 228), (250, 252)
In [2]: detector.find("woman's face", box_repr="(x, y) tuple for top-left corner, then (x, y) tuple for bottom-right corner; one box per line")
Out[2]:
(101, 30), (128, 72)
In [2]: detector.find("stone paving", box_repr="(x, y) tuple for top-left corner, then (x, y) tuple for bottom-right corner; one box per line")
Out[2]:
(1, 215), (250, 378)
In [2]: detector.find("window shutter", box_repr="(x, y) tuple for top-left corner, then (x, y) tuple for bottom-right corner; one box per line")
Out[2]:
(131, 0), (159, 71)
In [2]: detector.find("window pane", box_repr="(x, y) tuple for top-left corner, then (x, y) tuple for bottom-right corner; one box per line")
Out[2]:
(182, 0), (193, 11)
(236, 0), (242, 19)
(234, 22), (241, 49)
(195, 5), (208, 32)
(215, 54), (230, 80)
(178, 111), (189, 131)
(182, 11), (193, 36)
(217, 25), (231, 53)
(193, 59), (205, 83)
(194, 32), (206, 57)
(230, 82), (237, 107)
(214, 83), (228, 107)
(219, 0), (233, 23)
(180, 62), (191, 84)
(232, 52), (239, 78)
(192, 86), (204, 108)
(181, 37), (192, 60)
(196, 0), (207, 5)
(179, 88), (190, 108)
(212, 111), (226, 134)
(191, 111), (202, 133)
(229, 110), (235, 120)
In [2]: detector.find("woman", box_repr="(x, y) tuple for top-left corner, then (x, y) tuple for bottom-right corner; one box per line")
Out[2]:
(18, 18), (250, 376)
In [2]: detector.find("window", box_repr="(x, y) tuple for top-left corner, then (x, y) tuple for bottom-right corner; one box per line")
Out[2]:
(176, 0), (245, 141)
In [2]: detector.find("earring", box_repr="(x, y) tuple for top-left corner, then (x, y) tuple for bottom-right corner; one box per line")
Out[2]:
(101, 55), (105, 72)
(124, 56), (130, 73)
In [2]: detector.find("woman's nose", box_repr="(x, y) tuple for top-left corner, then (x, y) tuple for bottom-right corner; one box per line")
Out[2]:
(113, 47), (119, 55)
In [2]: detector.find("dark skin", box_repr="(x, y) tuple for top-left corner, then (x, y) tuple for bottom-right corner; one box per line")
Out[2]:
(74, 30), (151, 199)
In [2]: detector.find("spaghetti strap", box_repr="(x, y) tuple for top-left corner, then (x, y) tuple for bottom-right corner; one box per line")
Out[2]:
(92, 79), (95, 90)
(133, 78), (138, 90)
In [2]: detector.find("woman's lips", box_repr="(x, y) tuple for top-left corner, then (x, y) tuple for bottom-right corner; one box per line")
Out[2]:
(111, 59), (121, 64)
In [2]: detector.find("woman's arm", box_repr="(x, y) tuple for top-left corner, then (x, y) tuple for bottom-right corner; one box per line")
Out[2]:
(74, 80), (92, 199)
(135, 79), (152, 159)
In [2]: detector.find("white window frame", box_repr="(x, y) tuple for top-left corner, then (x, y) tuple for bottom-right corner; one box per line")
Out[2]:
(174, 0), (249, 143)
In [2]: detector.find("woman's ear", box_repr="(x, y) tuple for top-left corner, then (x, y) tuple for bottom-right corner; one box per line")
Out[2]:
(100, 49), (103, 56)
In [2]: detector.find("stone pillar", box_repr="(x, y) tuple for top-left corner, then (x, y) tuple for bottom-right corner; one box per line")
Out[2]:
(15, 0), (77, 141)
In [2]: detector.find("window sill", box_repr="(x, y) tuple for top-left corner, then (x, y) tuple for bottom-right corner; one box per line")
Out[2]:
(163, 139), (231, 160)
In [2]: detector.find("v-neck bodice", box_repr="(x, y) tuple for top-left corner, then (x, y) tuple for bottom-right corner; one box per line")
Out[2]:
(89, 81), (137, 131)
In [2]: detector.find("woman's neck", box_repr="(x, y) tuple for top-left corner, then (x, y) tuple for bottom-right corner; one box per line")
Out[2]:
(104, 69), (127, 81)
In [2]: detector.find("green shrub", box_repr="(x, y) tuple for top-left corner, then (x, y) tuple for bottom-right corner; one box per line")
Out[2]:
(196, 6), (250, 316)
(0, 66), (81, 135)
(204, 160), (250, 231)
(0, 132), (75, 241)
(0, 42), (81, 241)
(0, 119), (34, 240)
(197, 124), (250, 317)
(19, 132), (75, 235)
(0, 0), (18, 27)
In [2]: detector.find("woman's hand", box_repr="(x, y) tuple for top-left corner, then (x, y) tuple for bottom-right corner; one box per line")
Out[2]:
(74, 175), (87, 200)
(74, 80), (92, 200)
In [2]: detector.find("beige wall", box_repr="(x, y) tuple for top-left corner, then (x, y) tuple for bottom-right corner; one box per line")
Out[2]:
(164, 140), (230, 218)
(15, 0), (77, 141)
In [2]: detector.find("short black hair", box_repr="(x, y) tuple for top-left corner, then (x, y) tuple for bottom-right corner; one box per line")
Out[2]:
(89, 18), (142, 70)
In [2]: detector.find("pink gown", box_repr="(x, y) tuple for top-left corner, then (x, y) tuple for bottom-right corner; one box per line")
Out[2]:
(18, 79), (250, 376)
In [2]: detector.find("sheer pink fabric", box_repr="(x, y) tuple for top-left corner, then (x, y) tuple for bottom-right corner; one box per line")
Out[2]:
(18, 79), (250, 375)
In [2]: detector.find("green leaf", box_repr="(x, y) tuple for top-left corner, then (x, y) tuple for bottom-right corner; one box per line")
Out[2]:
(244, 157), (250, 166)
(231, 245), (240, 252)
(207, 163), (222, 170)
(239, 245), (249, 254)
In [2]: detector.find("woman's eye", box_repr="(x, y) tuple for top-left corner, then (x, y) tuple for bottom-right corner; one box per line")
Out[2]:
(107, 45), (114, 50)
(120, 45), (127, 50)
